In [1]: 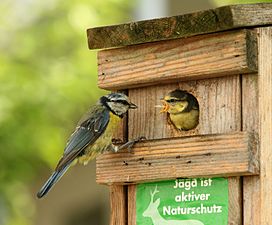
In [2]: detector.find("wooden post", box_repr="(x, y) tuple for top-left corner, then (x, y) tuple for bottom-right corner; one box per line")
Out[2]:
(242, 73), (260, 225)
(257, 27), (272, 225)
(242, 27), (272, 225)
(86, 3), (272, 225)
(109, 185), (127, 225)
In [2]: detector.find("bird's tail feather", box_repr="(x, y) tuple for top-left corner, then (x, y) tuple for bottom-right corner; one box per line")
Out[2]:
(37, 164), (70, 198)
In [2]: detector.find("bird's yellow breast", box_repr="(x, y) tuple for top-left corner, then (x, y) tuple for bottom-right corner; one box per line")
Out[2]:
(78, 112), (122, 165)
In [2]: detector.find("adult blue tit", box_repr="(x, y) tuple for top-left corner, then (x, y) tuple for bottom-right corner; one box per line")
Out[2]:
(37, 93), (137, 198)
(161, 89), (199, 131)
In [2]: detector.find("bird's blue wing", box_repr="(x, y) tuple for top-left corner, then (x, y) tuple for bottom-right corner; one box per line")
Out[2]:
(55, 107), (110, 171)
(37, 106), (110, 198)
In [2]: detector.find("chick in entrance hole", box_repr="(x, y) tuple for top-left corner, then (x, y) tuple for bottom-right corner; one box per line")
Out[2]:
(160, 89), (199, 131)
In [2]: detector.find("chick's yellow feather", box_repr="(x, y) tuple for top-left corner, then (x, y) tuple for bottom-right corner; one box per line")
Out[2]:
(169, 109), (199, 131)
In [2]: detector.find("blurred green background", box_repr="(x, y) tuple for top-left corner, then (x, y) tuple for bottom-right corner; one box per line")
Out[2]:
(0, 0), (270, 224)
(0, 0), (132, 224)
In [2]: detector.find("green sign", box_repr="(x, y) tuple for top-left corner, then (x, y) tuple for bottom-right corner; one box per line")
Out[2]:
(136, 178), (228, 225)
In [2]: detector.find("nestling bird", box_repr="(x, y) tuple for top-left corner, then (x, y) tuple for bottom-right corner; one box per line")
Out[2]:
(37, 93), (138, 198)
(160, 89), (199, 131)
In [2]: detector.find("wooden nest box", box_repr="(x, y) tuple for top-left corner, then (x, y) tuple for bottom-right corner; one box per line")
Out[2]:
(87, 3), (272, 225)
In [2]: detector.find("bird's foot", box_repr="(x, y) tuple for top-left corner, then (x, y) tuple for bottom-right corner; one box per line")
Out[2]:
(126, 136), (146, 153)
(110, 136), (146, 153)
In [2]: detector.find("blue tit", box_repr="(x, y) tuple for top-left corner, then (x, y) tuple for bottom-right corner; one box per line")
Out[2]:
(161, 89), (199, 131)
(37, 93), (137, 198)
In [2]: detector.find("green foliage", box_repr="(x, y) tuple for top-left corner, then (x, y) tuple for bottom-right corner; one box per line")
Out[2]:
(0, 0), (132, 224)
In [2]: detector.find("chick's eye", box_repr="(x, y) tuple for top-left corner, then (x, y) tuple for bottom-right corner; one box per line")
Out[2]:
(166, 99), (179, 103)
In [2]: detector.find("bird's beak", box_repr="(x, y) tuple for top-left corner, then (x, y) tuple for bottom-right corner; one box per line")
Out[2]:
(159, 100), (169, 113)
(129, 102), (137, 109)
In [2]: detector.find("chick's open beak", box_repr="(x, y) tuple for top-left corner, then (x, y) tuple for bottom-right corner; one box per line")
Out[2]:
(160, 100), (170, 113)
(129, 102), (137, 109)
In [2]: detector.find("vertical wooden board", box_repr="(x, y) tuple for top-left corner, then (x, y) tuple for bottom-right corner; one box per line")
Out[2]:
(128, 185), (136, 225)
(196, 76), (241, 134)
(257, 27), (272, 225)
(128, 75), (242, 225)
(228, 177), (243, 225)
(242, 73), (260, 225)
(241, 74), (259, 132)
(110, 185), (127, 225)
(243, 176), (260, 225)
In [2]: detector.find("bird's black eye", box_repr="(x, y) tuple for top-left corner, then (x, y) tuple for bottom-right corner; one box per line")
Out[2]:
(113, 99), (129, 105)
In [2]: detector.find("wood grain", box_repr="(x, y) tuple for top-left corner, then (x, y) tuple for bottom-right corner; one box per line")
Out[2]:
(109, 185), (127, 225)
(87, 3), (272, 49)
(228, 177), (243, 225)
(128, 185), (136, 225)
(242, 73), (260, 225)
(97, 132), (258, 184)
(97, 30), (257, 90)
(241, 27), (272, 225)
(257, 27), (272, 225)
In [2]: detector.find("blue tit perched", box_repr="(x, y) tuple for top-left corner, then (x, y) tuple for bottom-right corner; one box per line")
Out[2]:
(37, 93), (137, 198)
(161, 89), (199, 131)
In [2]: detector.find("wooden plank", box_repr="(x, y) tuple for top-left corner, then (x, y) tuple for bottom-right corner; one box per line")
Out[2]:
(109, 185), (127, 225)
(257, 27), (272, 225)
(228, 177), (242, 225)
(242, 73), (260, 225)
(241, 74), (259, 132)
(87, 3), (272, 49)
(96, 132), (258, 184)
(230, 4), (272, 27)
(97, 30), (257, 90)
(242, 28), (272, 225)
(128, 185), (136, 225)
